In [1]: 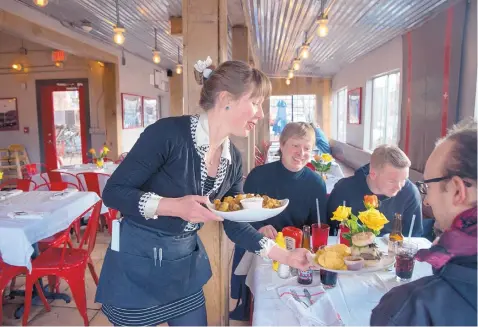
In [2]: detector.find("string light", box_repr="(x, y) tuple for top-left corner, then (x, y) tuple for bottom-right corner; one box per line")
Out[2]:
(300, 44), (310, 59)
(113, 26), (125, 45)
(287, 69), (294, 79)
(292, 59), (300, 71)
(285, 79), (291, 86)
(11, 64), (22, 71)
(176, 64), (183, 75)
(33, 0), (48, 7)
(317, 15), (329, 37)
(152, 50), (161, 64)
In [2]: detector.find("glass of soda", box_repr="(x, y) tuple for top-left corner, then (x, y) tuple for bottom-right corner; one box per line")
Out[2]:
(319, 269), (338, 288)
(395, 241), (419, 282)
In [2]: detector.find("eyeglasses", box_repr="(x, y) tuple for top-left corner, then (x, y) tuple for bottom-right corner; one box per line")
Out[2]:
(416, 176), (473, 195)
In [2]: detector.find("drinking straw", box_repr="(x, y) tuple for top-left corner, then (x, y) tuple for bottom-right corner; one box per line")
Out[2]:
(408, 214), (416, 242)
(343, 200), (346, 207)
(316, 198), (321, 228)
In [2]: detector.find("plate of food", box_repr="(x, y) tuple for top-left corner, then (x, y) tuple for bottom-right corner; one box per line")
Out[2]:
(306, 232), (395, 274)
(206, 194), (289, 222)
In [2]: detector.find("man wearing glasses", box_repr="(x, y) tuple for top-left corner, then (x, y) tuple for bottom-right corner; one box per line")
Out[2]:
(371, 119), (477, 326)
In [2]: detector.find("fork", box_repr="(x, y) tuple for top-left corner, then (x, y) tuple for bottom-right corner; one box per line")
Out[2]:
(290, 289), (309, 308)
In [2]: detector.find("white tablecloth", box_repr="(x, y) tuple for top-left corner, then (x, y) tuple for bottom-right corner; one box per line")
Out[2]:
(235, 237), (433, 326)
(0, 191), (100, 269)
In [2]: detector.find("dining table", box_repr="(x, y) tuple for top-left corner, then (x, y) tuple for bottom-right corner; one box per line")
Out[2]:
(234, 236), (433, 326)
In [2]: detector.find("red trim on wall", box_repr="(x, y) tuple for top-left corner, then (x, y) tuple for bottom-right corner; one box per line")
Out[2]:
(404, 32), (413, 155)
(441, 7), (454, 136)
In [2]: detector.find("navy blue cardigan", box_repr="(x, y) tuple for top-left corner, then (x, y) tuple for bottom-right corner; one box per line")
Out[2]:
(102, 115), (265, 253)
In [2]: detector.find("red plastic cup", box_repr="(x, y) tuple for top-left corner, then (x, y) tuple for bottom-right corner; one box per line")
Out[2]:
(339, 225), (351, 246)
(312, 223), (330, 252)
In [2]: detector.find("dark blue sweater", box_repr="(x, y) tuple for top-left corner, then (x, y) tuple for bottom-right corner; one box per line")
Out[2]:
(244, 160), (328, 230)
(326, 164), (423, 237)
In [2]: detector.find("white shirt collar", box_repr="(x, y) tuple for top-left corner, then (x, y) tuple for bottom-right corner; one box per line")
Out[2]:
(195, 114), (232, 162)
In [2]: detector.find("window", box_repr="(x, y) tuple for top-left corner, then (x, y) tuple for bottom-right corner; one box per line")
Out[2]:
(269, 95), (316, 143)
(332, 88), (347, 142)
(369, 71), (401, 150)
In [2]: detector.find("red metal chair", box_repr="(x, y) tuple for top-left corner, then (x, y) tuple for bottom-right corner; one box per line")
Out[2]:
(114, 152), (128, 164)
(0, 260), (51, 326)
(77, 172), (118, 234)
(21, 163), (48, 179)
(40, 171), (82, 190)
(22, 200), (102, 326)
(0, 178), (37, 191)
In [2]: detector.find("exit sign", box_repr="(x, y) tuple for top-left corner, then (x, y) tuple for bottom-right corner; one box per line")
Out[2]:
(52, 50), (66, 62)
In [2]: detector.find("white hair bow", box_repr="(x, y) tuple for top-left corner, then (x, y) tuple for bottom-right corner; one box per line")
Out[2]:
(194, 56), (213, 79)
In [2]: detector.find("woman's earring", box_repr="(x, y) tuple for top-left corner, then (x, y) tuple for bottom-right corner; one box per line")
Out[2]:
(225, 106), (230, 110)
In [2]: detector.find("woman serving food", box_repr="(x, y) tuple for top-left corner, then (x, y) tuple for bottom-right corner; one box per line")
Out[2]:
(95, 59), (310, 326)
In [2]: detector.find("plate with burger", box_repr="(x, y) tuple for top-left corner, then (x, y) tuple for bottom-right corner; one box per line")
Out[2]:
(307, 232), (395, 274)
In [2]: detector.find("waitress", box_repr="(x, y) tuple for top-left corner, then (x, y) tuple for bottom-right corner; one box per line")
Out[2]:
(95, 60), (310, 326)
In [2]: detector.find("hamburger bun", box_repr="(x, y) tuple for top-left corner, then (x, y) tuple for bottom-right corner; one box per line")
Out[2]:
(363, 259), (380, 267)
(351, 232), (376, 247)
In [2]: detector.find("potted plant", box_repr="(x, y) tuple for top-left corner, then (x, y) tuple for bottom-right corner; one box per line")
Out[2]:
(88, 144), (110, 168)
(309, 153), (334, 179)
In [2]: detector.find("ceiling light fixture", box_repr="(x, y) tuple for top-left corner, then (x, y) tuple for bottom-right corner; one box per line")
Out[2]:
(113, 0), (125, 45)
(316, 0), (329, 38)
(287, 69), (294, 79)
(285, 79), (291, 86)
(152, 28), (161, 64)
(11, 64), (23, 71)
(33, 0), (48, 7)
(292, 59), (300, 71)
(55, 61), (64, 68)
(299, 32), (310, 59)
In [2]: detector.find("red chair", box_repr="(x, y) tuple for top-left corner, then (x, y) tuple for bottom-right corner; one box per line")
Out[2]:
(114, 152), (128, 164)
(0, 260), (51, 326)
(77, 172), (118, 234)
(40, 171), (82, 190)
(22, 200), (102, 326)
(0, 178), (36, 191)
(21, 163), (48, 179)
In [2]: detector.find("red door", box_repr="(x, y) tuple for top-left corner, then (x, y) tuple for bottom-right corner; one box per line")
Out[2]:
(39, 83), (88, 170)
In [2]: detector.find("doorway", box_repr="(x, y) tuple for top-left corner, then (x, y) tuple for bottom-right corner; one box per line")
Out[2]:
(36, 79), (91, 170)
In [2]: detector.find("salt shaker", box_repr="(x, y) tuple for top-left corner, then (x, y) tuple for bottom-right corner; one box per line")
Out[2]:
(277, 263), (290, 279)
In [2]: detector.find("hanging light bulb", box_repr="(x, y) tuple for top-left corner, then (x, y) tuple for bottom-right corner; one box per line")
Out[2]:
(317, 15), (329, 37)
(292, 59), (301, 71)
(285, 79), (291, 86)
(33, 0), (48, 7)
(300, 44), (310, 59)
(152, 50), (161, 64)
(55, 61), (64, 68)
(287, 69), (294, 79)
(176, 64), (183, 75)
(113, 26), (125, 45)
(11, 64), (23, 71)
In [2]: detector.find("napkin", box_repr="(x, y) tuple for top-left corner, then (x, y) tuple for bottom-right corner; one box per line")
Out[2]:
(278, 285), (344, 326)
(7, 211), (45, 219)
(49, 188), (78, 200)
(0, 189), (23, 200)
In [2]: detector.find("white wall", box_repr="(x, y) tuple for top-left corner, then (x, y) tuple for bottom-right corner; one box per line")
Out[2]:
(332, 36), (403, 148)
(118, 53), (170, 153)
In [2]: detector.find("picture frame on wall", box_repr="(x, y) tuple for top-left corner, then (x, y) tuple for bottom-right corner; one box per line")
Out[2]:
(347, 87), (362, 124)
(0, 97), (19, 131)
(143, 96), (160, 127)
(121, 93), (143, 129)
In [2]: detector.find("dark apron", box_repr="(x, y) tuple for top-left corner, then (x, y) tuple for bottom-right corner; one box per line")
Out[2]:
(95, 218), (212, 309)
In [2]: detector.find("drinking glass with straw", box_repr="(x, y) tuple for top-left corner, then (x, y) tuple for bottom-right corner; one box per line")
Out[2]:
(312, 198), (329, 251)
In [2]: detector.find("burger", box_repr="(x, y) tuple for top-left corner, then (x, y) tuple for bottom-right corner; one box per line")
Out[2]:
(350, 232), (382, 267)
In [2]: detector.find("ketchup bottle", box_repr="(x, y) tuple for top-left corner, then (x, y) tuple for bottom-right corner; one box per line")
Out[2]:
(282, 226), (303, 250)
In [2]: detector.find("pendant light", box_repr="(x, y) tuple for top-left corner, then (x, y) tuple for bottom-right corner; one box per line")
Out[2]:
(11, 64), (23, 71)
(33, 0), (48, 7)
(285, 79), (291, 86)
(299, 32), (310, 59)
(152, 28), (161, 64)
(113, 0), (125, 45)
(287, 69), (294, 79)
(316, 0), (329, 38)
(175, 46), (182, 74)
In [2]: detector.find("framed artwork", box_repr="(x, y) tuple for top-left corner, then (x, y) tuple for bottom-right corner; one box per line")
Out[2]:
(143, 96), (159, 127)
(0, 98), (19, 131)
(121, 93), (143, 129)
(347, 87), (362, 124)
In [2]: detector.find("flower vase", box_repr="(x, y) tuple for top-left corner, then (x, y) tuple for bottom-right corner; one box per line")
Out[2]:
(339, 225), (350, 246)
(96, 159), (104, 169)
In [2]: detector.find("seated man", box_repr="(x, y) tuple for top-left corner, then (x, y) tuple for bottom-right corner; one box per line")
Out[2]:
(312, 122), (331, 154)
(326, 144), (423, 236)
(371, 119), (477, 326)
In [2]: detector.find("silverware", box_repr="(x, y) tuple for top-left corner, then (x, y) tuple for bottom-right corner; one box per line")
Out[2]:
(290, 289), (309, 308)
(304, 288), (314, 306)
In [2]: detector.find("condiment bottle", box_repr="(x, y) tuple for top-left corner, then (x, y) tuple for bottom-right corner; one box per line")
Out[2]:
(298, 225), (313, 285)
(272, 232), (287, 272)
(388, 213), (404, 253)
(282, 226), (303, 251)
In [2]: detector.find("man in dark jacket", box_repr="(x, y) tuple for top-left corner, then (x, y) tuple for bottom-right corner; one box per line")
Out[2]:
(326, 145), (423, 236)
(371, 119), (477, 326)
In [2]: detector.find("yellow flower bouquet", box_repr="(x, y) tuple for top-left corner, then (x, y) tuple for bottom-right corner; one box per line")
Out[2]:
(88, 144), (110, 168)
(331, 195), (389, 243)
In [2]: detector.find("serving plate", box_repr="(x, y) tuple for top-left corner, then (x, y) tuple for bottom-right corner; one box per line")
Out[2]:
(306, 252), (395, 275)
(206, 199), (289, 223)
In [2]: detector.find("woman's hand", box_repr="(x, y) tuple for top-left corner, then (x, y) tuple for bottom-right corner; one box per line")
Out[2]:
(258, 225), (278, 239)
(159, 196), (223, 222)
(285, 248), (311, 271)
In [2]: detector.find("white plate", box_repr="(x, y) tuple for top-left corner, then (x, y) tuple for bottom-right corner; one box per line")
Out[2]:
(206, 199), (289, 223)
(306, 252), (395, 275)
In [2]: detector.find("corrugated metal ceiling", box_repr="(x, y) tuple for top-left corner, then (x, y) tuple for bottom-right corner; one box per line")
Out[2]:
(15, 0), (183, 69)
(242, 0), (460, 77)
